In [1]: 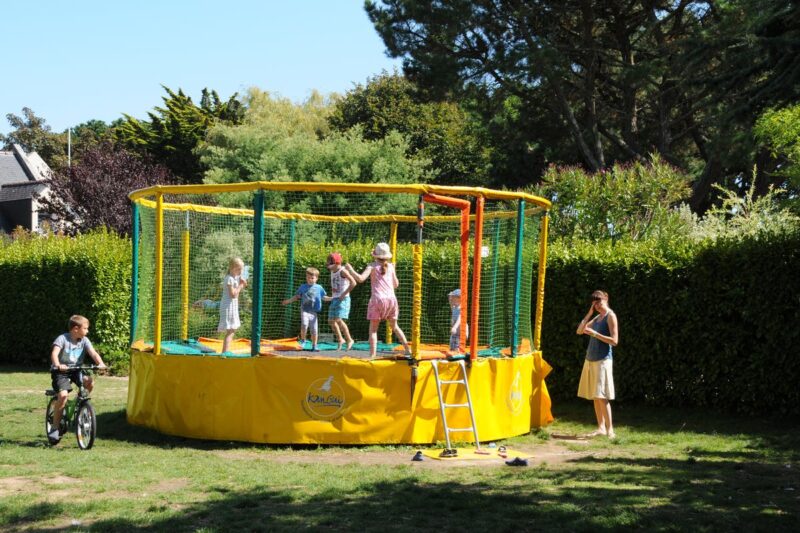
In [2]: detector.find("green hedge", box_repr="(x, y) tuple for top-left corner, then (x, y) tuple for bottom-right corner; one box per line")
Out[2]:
(536, 230), (800, 415)
(4, 225), (798, 416)
(0, 230), (131, 369)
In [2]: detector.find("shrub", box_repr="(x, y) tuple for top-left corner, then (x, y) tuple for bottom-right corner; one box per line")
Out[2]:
(536, 229), (800, 415)
(0, 229), (131, 370)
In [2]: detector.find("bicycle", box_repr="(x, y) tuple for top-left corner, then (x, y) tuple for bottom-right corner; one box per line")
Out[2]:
(45, 365), (103, 449)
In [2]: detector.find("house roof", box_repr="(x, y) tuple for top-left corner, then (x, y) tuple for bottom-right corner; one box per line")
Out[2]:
(0, 181), (46, 202)
(0, 144), (50, 202)
(0, 150), (31, 184)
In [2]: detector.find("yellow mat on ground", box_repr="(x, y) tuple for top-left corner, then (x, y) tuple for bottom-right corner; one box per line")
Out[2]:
(421, 447), (532, 461)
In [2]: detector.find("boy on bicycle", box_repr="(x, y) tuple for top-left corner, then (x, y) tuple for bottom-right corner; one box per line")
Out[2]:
(49, 315), (106, 444)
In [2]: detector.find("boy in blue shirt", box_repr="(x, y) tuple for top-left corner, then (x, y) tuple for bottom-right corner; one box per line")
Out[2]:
(448, 289), (468, 352)
(49, 315), (107, 444)
(282, 267), (327, 351)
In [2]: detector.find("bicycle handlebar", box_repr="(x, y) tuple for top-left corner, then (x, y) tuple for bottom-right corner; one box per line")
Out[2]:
(51, 364), (109, 372)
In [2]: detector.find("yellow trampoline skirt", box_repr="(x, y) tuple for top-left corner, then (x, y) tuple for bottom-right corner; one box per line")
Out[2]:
(126, 349), (553, 444)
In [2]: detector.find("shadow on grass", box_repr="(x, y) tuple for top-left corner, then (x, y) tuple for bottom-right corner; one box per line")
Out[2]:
(94, 409), (368, 451)
(10, 459), (800, 531)
(553, 399), (800, 451)
(1, 502), (65, 527)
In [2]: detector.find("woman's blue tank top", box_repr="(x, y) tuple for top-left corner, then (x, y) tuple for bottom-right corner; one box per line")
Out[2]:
(586, 313), (612, 361)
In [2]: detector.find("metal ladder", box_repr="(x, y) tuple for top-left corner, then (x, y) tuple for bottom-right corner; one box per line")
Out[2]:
(431, 359), (481, 456)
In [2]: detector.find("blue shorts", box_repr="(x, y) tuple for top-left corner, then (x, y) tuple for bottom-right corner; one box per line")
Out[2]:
(328, 296), (351, 320)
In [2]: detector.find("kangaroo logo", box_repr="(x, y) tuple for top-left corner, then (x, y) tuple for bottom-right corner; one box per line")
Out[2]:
(507, 371), (523, 414)
(304, 375), (346, 420)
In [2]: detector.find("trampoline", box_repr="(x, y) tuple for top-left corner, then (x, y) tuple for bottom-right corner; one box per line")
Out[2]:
(126, 182), (554, 444)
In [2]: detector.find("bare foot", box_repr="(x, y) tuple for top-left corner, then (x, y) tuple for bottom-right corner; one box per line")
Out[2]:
(586, 429), (607, 437)
(336, 343), (343, 350)
(346, 340), (354, 350)
(607, 430), (616, 439)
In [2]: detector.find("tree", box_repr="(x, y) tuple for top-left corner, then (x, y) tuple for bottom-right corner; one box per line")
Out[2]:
(115, 86), (245, 184)
(754, 103), (800, 210)
(364, 0), (781, 208)
(535, 155), (691, 241)
(0, 108), (66, 169)
(684, 0), (800, 209)
(199, 89), (431, 217)
(329, 72), (492, 186)
(40, 143), (174, 235)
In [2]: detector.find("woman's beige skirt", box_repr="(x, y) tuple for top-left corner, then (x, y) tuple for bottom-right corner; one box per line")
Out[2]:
(577, 358), (615, 400)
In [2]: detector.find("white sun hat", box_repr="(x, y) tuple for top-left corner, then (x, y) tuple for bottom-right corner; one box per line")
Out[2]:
(371, 242), (392, 259)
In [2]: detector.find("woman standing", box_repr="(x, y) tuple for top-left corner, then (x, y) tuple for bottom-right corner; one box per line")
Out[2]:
(576, 290), (619, 438)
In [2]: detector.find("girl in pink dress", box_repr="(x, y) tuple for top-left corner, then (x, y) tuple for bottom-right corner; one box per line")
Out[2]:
(345, 242), (410, 357)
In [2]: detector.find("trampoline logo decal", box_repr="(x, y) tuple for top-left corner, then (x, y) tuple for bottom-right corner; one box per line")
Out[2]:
(507, 371), (523, 414)
(303, 375), (346, 421)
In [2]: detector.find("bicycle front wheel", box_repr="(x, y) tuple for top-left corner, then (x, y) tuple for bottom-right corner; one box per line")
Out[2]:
(75, 401), (96, 450)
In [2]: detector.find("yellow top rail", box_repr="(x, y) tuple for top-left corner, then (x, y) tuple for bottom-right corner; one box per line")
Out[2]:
(129, 181), (551, 209)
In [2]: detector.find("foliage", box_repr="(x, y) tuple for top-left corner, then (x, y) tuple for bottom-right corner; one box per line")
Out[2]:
(754, 103), (800, 208)
(328, 72), (492, 186)
(365, 1), (800, 209)
(68, 119), (115, 158)
(537, 228), (800, 416)
(535, 156), (691, 241)
(200, 89), (432, 214)
(693, 176), (800, 240)
(0, 229), (131, 368)
(115, 86), (244, 184)
(39, 143), (174, 236)
(0, 107), (66, 169)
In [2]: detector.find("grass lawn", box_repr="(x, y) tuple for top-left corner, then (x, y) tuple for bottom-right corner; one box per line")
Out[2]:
(1, 367), (798, 532)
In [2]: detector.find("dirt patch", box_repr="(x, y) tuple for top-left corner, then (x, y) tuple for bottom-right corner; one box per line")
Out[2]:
(151, 478), (190, 492)
(0, 475), (81, 497)
(216, 440), (601, 469)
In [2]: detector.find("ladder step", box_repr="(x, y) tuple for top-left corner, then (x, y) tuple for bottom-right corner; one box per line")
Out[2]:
(447, 427), (475, 433)
(440, 380), (466, 385)
(443, 403), (469, 408)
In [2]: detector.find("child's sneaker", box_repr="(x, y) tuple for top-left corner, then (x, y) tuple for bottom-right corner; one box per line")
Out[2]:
(48, 429), (61, 444)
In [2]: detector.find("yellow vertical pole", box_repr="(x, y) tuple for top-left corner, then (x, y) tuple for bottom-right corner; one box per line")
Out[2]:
(386, 222), (398, 344)
(154, 192), (164, 355)
(411, 244), (422, 358)
(180, 212), (190, 341)
(533, 212), (550, 351)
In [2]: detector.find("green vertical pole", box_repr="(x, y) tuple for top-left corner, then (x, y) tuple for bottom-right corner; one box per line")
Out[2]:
(251, 191), (265, 357)
(283, 219), (296, 337)
(129, 201), (140, 346)
(511, 200), (525, 357)
(488, 218), (501, 348)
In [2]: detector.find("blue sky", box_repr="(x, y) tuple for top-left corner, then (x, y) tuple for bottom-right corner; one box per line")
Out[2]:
(0, 1), (401, 135)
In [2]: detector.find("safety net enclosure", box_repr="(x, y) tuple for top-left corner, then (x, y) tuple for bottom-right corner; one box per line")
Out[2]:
(127, 182), (554, 444)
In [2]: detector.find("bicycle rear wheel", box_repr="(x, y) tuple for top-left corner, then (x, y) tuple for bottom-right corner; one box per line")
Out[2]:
(45, 397), (67, 442)
(75, 401), (96, 450)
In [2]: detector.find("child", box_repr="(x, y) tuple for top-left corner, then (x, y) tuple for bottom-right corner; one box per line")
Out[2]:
(282, 267), (327, 351)
(49, 315), (107, 444)
(344, 242), (410, 357)
(323, 252), (356, 350)
(448, 288), (468, 352)
(218, 257), (248, 354)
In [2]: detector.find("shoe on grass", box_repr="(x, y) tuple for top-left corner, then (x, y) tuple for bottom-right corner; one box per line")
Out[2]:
(505, 457), (528, 467)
